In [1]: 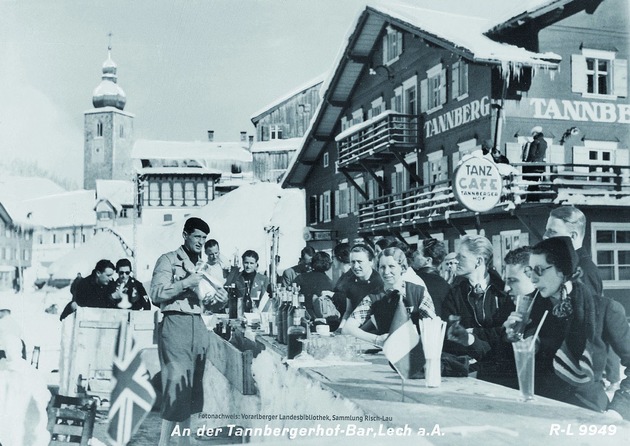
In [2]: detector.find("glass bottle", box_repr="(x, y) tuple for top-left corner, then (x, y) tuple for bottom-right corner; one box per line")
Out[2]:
(287, 311), (307, 359)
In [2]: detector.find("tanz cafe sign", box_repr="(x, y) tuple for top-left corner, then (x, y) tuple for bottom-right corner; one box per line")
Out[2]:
(453, 156), (503, 213)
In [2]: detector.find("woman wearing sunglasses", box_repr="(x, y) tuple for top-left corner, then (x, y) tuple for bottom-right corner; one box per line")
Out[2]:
(525, 236), (630, 420)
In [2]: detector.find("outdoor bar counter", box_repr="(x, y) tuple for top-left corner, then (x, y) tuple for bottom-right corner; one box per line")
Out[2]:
(201, 326), (630, 446)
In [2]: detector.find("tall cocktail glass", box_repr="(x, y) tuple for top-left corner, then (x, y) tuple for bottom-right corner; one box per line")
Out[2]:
(512, 337), (535, 401)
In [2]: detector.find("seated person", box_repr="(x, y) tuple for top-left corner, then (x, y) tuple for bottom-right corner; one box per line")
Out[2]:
(441, 235), (514, 384)
(342, 247), (436, 347)
(505, 236), (630, 420)
(110, 258), (151, 310)
(225, 250), (270, 313)
(293, 251), (333, 320)
(333, 244), (384, 325)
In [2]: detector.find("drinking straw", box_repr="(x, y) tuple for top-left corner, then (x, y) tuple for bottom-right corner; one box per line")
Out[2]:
(530, 310), (548, 351)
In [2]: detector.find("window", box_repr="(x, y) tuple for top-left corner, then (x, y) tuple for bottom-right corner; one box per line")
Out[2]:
(148, 182), (160, 206)
(81, 234), (86, 243)
(322, 191), (332, 222)
(184, 182), (195, 205)
(572, 49), (627, 98)
(323, 152), (329, 168)
(420, 64), (447, 113)
(424, 150), (448, 184)
(368, 97), (384, 119)
(335, 183), (351, 217)
(309, 195), (319, 224)
(96, 121), (103, 137)
(52, 234), (57, 244)
(592, 223), (630, 286)
(402, 76), (417, 115)
(382, 26), (402, 65)
(451, 61), (469, 100)
(391, 87), (403, 113)
(351, 109), (363, 126)
(196, 182), (207, 205)
(270, 125), (283, 140)
(65, 234), (70, 244)
(340, 117), (349, 132)
(161, 182), (172, 206)
(163, 214), (173, 222)
(172, 182), (184, 206)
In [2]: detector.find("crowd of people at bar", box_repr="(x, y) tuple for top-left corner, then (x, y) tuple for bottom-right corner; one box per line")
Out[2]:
(29, 204), (629, 445)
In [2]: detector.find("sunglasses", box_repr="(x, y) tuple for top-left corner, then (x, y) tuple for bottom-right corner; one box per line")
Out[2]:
(118, 271), (132, 276)
(524, 265), (553, 277)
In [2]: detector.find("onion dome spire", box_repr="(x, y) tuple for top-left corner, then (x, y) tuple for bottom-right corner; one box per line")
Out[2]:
(92, 33), (127, 110)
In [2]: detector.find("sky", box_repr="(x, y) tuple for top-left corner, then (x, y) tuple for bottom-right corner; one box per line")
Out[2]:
(0, 0), (516, 187)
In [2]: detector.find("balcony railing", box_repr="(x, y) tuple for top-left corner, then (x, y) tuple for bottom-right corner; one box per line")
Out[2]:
(358, 162), (630, 232)
(336, 112), (418, 169)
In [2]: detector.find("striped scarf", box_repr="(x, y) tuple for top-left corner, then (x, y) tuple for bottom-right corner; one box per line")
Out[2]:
(552, 281), (597, 387)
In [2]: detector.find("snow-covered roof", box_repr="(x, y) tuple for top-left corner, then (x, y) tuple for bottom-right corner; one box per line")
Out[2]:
(282, 0), (573, 188)
(250, 138), (302, 153)
(137, 167), (223, 176)
(250, 74), (326, 124)
(96, 180), (134, 206)
(487, 0), (577, 32)
(132, 139), (253, 163)
(22, 190), (96, 228)
(0, 176), (66, 202)
(373, 2), (561, 67)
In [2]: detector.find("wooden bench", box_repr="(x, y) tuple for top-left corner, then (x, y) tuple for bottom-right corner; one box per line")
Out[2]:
(47, 395), (97, 446)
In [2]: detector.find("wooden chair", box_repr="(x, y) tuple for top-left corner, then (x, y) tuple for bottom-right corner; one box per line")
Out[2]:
(47, 395), (97, 446)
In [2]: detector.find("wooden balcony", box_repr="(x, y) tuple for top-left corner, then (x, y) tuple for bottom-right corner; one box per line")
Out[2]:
(357, 162), (630, 234)
(336, 111), (419, 170)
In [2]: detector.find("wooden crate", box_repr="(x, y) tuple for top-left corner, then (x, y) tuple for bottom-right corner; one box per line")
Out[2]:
(206, 331), (261, 395)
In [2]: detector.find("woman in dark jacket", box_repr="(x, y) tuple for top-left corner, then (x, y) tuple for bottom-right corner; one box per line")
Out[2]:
(520, 236), (630, 419)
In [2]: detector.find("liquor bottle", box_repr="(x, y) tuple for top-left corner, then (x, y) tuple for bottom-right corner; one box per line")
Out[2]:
(276, 290), (288, 344)
(287, 310), (307, 359)
(282, 290), (296, 344)
(226, 284), (238, 319)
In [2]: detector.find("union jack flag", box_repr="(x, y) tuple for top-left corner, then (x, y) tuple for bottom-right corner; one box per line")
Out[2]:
(107, 322), (156, 446)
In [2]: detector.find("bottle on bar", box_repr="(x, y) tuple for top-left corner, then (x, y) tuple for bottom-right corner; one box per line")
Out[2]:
(226, 284), (238, 319)
(287, 309), (307, 359)
(297, 293), (311, 335)
(282, 290), (295, 344)
(276, 289), (288, 344)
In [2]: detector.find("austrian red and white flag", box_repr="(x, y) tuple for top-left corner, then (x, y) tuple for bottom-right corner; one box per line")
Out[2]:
(107, 322), (156, 446)
(382, 297), (424, 379)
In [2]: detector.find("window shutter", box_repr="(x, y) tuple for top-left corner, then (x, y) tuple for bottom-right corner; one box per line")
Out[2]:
(451, 62), (460, 100)
(318, 195), (323, 222)
(329, 191), (334, 220)
(382, 35), (388, 65)
(391, 171), (398, 194)
(334, 190), (340, 216)
(420, 79), (428, 112)
(462, 62), (469, 96)
(613, 58), (628, 98)
(439, 68), (447, 105)
(571, 54), (587, 94)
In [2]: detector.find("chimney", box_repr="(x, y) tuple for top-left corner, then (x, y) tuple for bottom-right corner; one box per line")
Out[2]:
(240, 131), (247, 142)
(207, 130), (214, 142)
(248, 135), (254, 150)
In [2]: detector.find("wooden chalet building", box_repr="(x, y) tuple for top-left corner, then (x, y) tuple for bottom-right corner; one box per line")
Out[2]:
(250, 76), (323, 182)
(282, 0), (630, 306)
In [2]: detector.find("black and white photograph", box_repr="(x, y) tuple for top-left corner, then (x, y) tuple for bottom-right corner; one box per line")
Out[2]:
(0, 0), (629, 445)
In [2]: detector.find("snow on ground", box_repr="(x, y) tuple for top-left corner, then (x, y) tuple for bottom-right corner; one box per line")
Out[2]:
(0, 287), (67, 384)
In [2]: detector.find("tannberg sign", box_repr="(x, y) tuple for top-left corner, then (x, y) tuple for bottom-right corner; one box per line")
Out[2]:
(453, 156), (503, 213)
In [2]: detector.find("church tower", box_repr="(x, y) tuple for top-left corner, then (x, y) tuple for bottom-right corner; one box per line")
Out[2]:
(83, 41), (134, 190)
